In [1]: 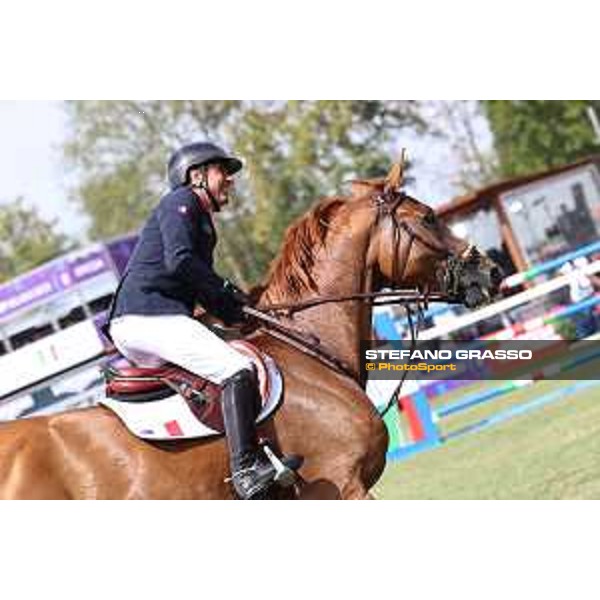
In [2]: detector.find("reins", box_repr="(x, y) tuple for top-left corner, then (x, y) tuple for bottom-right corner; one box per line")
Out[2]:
(244, 293), (433, 417)
(243, 306), (358, 380)
(255, 289), (458, 316)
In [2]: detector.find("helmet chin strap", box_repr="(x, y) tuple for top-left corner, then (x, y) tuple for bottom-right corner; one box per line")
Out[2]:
(191, 172), (222, 212)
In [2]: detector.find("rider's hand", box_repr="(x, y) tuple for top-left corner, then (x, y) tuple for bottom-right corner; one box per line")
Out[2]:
(223, 279), (250, 306)
(202, 280), (251, 327)
(218, 289), (248, 327)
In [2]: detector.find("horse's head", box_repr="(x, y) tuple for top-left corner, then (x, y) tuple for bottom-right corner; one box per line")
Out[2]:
(357, 162), (502, 308)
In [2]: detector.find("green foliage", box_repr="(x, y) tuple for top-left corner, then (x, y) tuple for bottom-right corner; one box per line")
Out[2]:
(62, 100), (427, 285)
(431, 100), (501, 192)
(0, 198), (71, 283)
(62, 101), (243, 240)
(483, 101), (600, 178)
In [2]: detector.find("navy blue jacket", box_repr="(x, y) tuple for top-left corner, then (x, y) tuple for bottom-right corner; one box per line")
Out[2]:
(110, 186), (231, 322)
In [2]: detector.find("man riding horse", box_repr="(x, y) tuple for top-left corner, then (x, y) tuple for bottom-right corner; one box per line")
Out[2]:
(0, 144), (503, 500)
(106, 142), (295, 499)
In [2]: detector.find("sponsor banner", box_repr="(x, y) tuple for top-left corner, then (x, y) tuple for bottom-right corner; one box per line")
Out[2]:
(0, 320), (106, 398)
(361, 339), (600, 381)
(0, 246), (113, 320)
(0, 265), (63, 320)
(67, 247), (112, 285)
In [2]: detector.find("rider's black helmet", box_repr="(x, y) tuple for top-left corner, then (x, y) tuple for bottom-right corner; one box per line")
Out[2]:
(167, 142), (243, 190)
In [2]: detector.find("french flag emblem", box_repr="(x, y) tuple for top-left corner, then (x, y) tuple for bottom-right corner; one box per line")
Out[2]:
(164, 420), (184, 437)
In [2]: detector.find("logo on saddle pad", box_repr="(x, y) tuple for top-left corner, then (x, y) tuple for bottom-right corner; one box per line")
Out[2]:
(100, 341), (283, 441)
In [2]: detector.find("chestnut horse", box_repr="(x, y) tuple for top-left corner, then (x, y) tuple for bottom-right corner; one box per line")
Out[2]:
(0, 171), (500, 499)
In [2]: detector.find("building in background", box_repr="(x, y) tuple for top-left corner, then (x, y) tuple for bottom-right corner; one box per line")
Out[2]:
(436, 156), (600, 274)
(374, 156), (600, 343)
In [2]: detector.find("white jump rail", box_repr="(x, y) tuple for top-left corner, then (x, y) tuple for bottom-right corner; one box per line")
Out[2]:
(419, 259), (600, 340)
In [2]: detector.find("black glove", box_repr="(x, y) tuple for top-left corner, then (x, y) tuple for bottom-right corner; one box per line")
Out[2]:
(214, 288), (247, 326)
(223, 279), (250, 305)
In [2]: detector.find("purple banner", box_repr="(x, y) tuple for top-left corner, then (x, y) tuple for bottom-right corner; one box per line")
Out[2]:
(65, 248), (112, 285)
(0, 265), (63, 319)
(107, 234), (138, 275)
(0, 246), (114, 321)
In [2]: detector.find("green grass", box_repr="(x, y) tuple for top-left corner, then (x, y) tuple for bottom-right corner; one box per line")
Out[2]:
(375, 377), (600, 499)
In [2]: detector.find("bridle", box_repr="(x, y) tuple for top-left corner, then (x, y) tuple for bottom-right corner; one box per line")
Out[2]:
(258, 189), (474, 316)
(371, 189), (460, 288)
(245, 189), (479, 416)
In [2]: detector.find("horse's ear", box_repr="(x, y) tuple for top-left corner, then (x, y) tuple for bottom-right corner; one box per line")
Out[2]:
(385, 149), (407, 193)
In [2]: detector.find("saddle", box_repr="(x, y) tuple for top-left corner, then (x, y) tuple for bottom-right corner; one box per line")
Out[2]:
(101, 340), (282, 440)
(105, 362), (221, 402)
(105, 340), (269, 402)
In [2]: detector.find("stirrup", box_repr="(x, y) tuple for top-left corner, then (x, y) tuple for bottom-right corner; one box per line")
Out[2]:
(224, 445), (303, 498)
(227, 458), (277, 500)
(260, 442), (301, 488)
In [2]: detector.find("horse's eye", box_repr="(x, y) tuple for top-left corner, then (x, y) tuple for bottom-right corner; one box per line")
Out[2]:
(422, 211), (437, 227)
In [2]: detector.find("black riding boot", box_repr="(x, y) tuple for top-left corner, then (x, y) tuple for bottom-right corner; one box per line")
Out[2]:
(221, 369), (278, 499)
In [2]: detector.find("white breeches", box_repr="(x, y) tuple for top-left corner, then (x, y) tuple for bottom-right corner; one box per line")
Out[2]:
(109, 315), (252, 384)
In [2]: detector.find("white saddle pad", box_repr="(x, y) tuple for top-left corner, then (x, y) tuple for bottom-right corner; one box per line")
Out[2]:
(99, 353), (283, 441)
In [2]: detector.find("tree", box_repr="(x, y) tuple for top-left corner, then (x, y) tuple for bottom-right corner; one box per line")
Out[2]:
(62, 101), (244, 240)
(230, 101), (428, 281)
(62, 100), (429, 284)
(427, 100), (501, 192)
(483, 101), (600, 178)
(0, 198), (72, 283)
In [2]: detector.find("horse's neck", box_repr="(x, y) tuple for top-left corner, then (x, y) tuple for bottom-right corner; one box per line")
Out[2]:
(260, 222), (374, 382)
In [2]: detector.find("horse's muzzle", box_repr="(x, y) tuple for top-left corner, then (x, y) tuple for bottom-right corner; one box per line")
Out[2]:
(441, 248), (503, 308)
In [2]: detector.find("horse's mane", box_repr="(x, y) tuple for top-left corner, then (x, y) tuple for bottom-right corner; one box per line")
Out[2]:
(256, 196), (346, 301)
(254, 178), (389, 302)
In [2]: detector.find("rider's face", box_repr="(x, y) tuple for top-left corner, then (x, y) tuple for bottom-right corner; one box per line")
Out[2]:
(189, 163), (236, 209)
(205, 163), (235, 208)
